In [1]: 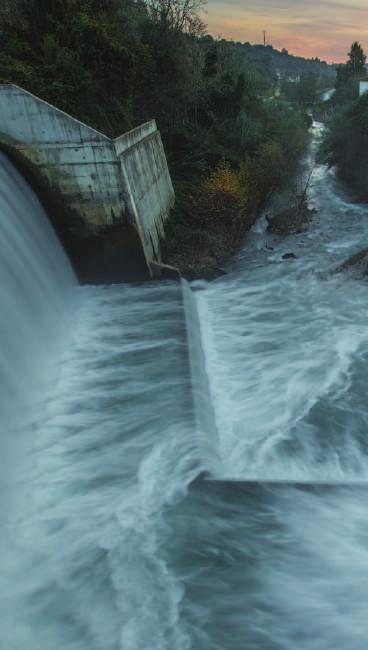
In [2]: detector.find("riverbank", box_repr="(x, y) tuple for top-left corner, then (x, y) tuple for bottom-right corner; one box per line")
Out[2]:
(162, 196), (317, 280)
(162, 107), (314, 280)
(163, 163), (313, 280)
(162, 205), (258, 280)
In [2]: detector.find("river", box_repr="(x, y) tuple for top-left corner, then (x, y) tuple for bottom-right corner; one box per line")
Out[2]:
(2, 122), (368, 649)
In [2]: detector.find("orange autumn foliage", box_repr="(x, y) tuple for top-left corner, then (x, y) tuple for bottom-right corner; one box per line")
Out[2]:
(205, 161), (243, 199)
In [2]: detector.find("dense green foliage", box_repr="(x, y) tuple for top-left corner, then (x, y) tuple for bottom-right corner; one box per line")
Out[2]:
(329, 42), (367, 107)
(321, 93), (368, 196)
(281, 75), (325, 107)
(321, 42), (368, 197)
(0, 0), (137, 134)
(347, 41), (366, 76)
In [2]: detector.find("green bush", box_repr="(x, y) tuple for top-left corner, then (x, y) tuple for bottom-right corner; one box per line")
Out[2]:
(321, 93), (368, 195)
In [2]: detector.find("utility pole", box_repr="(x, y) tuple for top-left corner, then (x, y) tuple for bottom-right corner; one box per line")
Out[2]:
(263, 30), (267, 47)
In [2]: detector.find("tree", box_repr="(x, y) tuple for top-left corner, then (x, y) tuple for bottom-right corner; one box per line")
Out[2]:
(0, 0), (136, 135)
(321, 92), (368, 195)
(147, 0), (206, 35)
(297, 74), (319, 105)
(203, 39), (218, 77)
(332, 41), (367, 106)
(347, 41), (366, 77)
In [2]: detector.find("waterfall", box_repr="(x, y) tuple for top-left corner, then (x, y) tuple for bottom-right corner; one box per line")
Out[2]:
(0, 154), (78, 647)
(0, 153), (75, 403)
(0, 152), (75, 494)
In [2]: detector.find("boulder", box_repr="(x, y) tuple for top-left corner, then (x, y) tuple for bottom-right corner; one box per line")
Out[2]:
(334, 248), (368, 276)
(267, 202), (317, 236)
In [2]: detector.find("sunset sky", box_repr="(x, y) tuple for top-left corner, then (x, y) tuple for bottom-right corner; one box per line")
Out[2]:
(206, 0), (368, 63)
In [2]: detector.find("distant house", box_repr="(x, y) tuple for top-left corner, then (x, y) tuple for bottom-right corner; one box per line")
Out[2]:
(359, 81), (368, 96)
(287, 74), (301, 83)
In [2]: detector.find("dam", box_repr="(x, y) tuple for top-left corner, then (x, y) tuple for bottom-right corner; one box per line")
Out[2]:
(0, 84), (175, 281)
(3, 119), (368, 649)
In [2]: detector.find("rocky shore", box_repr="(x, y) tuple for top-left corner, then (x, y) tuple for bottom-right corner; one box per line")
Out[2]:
(163, 191), (321, 279)
(266, 200), (317, 236)
(162, 209), (259, 280)
(334, 248), (368, 277)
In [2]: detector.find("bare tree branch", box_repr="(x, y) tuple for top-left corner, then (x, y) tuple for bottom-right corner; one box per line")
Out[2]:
(147, 0), (206, 35)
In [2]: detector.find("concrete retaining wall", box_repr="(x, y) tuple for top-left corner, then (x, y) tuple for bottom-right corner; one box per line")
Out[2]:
(0, 84), (175, 273)
(115, 121), (173, 262)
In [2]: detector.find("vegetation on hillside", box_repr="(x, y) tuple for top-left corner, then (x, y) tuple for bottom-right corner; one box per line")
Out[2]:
(281, 74), (328, 107)
(0, 0), (322, 273)
(241, 42), (334, 84)
(321, 93), (368, 197)
(321, 42), (368, 198)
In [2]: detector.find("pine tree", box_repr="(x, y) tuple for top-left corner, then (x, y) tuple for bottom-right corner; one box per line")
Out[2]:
(347, 41), (366, 77)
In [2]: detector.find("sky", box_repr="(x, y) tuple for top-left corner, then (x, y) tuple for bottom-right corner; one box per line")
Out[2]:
(205, 0), (368, 62)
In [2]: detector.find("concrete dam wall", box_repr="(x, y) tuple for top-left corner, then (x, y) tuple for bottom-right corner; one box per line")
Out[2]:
(0, 84), (175, 280)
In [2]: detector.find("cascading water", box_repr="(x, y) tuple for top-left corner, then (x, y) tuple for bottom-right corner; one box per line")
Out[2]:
(0, 152), (75, 435)
(196, 123), (368, 481)
(0, 151), (76, 517)
(0, 153), (214, 649)
(0, 152), (75, 645)
(3, 117), (368, 650)
(163, 121), (368, 649)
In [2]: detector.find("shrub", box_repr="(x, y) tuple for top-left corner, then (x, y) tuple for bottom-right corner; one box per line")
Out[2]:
(205, 161), (244, 200)
(186, 160), (250, 229)
(253, 140), (288, 198)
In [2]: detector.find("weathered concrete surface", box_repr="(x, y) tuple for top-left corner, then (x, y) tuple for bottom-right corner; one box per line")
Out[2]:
(116, 121), (175, 265)
(0, 84), (175, 276)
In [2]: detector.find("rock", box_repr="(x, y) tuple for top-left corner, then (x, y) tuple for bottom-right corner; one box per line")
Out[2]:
(267, 202), (317, 236)
(282, 253), (297, 260)
(334, 248), (368, 275)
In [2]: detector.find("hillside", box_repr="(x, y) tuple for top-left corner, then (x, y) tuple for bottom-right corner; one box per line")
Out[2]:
(239, 43), (335, 82)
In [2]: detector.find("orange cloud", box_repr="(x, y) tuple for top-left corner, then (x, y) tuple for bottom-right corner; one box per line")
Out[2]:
(205, 0), (368, 62)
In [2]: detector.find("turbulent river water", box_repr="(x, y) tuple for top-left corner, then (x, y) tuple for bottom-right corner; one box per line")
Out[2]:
(2, 123), (368, 649)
